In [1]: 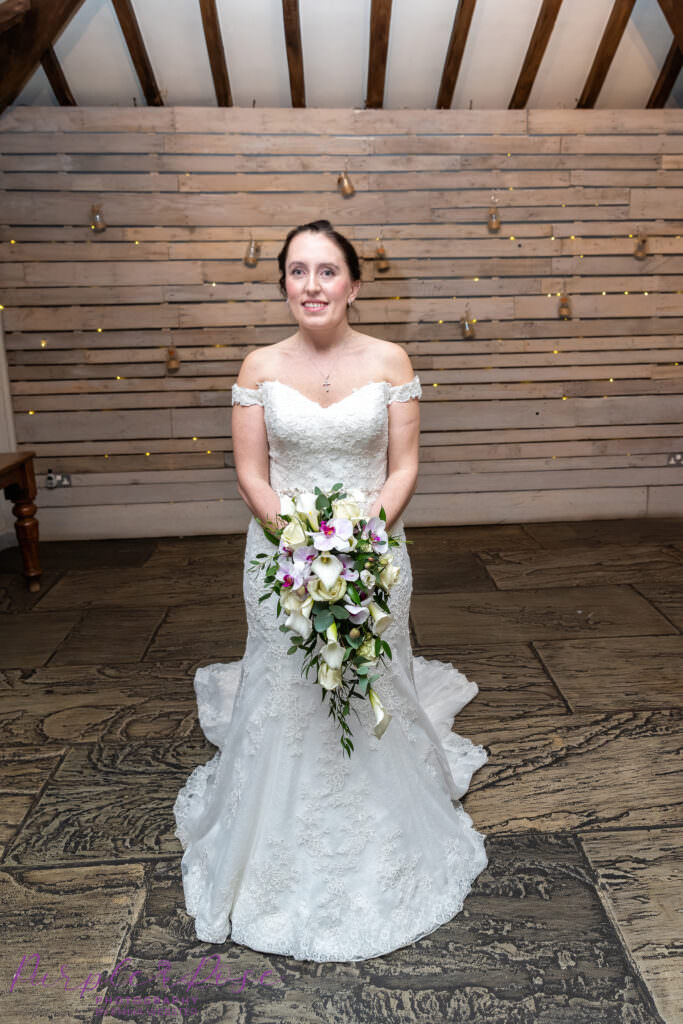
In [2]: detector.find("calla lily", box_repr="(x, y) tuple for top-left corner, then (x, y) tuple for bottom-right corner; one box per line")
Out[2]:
(368, 687), (392, 739)
(321, 642), (345, 669)
(319, 663), (342, 690)
(285, 610), (313, 639)
(279, 494), (296, 516)
(294, 491), (319, 530)
(368, 600), (392, 635)
(311, 552), (343, 590)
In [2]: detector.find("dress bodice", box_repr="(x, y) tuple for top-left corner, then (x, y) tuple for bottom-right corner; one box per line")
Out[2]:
(231, 375), (422, 510)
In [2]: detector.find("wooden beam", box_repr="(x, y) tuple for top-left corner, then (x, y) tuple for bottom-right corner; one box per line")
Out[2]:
(657, 0), (683, 54)
(0, 0), (86, 114)
(436, 0), (477, 110)
(577, 0), (636, 108)
(282, 0), (305, 107)
(647, 39), (682, 108)
(41, 43), (76, 106)
(509, 0), (563, 109)
(199, 0), (232, 107)
(111, 0), (163, 106)
(0, 0), (30, 32)
(366, 0), (392, 109)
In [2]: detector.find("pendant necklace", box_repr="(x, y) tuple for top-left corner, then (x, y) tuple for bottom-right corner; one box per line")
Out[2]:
(300, 334), (350, 393)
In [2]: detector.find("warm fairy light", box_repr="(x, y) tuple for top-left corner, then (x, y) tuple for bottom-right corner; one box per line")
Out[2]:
(192, 436), (198, 441)
(609, 377), (614, 382)
(509, 235), (515, 241)
(10, 239), (16, 244)
(211, 282), (216, 287)
(97, 327), (103, 333)
(624, 291), (629, 295)
(602, 291), (606, 295)
(561, 396), (567, 401)
(206, 450), (212, 455)
(644, 291), (649, 295)
(553, 349), (560, 354)
(0, 304), (4, 310)
(134, 240), (140, 245)
(432, 382), (438, 387)
(473, 277), (479, 281)
(40, 340), (47, 347)
(104, 454), (109, 459)
(570, 235), (575, 240)
(551, 235), (555, 241)
(145, 452), (151, 456)
(28, 410), (35, 415)
(438, 319), (443, 324)
(547, 293), (552, 298)
(116, 376), (122, 380)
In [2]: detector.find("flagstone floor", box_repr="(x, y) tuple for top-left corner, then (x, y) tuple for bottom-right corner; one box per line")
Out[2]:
(0, 517), (681, 1024)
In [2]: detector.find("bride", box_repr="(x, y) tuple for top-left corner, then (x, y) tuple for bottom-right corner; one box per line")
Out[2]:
(173, 219), (489, 962)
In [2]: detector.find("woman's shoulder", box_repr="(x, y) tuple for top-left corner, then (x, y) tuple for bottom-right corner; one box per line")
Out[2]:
(355, 334), (415, 386)
(235, 339), (293, 388)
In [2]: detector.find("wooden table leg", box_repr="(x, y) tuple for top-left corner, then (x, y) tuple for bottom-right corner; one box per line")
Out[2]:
(6, 458), (42, 592)
(12, 495), (41, 591)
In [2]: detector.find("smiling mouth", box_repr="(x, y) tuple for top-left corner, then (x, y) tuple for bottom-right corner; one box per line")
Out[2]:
(302, 302), (328, 310)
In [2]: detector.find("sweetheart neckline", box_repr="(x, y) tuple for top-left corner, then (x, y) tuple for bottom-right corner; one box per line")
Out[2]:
(256, 378), (392, 410)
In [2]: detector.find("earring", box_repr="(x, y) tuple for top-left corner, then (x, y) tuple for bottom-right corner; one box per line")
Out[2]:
(347, 297), (353, 306)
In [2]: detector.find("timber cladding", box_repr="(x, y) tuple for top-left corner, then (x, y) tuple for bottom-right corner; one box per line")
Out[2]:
(0, 106), (681, 539)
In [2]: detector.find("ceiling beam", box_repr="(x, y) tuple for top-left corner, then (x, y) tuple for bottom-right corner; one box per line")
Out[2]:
(436, 0), (477, 110)
(0, 0), (30, 33)
(656, 0), (683, 54)
(0, 0), (86, 114)
(111, 0), (163, 106)
(41, 43), (76, 105)
(282, 0), (305, 107)
(366, 0), (392, 109)
(647, 39), (682, 108)
(199, 0), (232, 106)
(577, 0), (636, 108)
(509, 0), (563, 109)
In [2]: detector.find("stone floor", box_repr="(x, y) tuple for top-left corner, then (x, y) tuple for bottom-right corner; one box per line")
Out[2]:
(0, 518), (681, 1024)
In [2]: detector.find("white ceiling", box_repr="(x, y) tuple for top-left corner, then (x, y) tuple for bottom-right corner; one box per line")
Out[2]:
(11, 0), (683, 111)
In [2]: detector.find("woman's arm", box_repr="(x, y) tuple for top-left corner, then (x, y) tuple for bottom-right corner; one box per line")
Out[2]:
(232, 353), (283, 527)
(367, 347), (420, 533)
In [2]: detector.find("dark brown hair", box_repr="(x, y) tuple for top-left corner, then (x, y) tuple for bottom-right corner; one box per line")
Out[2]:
(277, 219), (361, 297)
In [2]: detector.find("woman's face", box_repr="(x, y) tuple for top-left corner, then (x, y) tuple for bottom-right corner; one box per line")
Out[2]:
(284, 231), (360, 331)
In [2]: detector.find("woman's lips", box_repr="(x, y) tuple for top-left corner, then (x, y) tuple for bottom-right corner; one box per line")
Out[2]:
(302, 302), (328, 310)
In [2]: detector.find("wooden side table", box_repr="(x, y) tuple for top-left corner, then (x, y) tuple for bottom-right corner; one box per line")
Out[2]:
(0, 451), (41, 591)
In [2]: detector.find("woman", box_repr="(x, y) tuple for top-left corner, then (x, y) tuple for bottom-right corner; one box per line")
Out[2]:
(174, 220), (488, 962)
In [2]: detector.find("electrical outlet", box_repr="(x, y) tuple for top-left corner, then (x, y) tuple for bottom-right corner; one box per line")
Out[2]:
(44, 470), (71, 488)
(667, 453), (683, 466)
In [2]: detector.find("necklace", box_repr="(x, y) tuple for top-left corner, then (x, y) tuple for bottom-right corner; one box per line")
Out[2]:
(297, 335), (351, 392)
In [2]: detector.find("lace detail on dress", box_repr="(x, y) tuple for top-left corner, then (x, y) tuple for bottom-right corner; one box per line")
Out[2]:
(388, 374), (422, 403)
(231, 383), (263, 406)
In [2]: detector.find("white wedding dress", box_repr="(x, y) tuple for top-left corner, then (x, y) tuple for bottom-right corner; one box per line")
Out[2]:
(173, 373), (489, 962)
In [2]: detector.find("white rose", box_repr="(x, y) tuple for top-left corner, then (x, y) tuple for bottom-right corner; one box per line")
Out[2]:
(319, 663), (342, 690)
(281, 518), (308, 549)
(307, 576), (348, 603)
(379, 563), (400, 590)
(331, 498), (363, 523)
(358, 637), (378, 663)
(360, 569), (375, 589)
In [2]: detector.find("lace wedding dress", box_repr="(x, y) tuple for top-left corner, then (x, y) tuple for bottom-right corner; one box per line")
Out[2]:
(173, 373), (489, 962)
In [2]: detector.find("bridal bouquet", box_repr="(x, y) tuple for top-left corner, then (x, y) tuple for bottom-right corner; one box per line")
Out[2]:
(249, 483), (403, 757)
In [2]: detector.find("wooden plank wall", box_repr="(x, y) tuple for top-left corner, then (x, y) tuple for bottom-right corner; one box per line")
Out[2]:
(0, 107), (681, 539)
